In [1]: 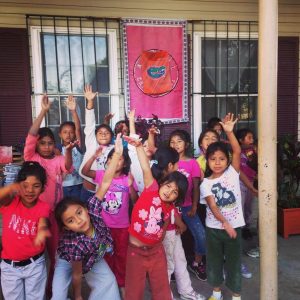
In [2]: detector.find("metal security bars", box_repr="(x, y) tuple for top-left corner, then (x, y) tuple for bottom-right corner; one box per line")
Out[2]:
(190, 20), (258, 136)
(26, 15), (122, 139)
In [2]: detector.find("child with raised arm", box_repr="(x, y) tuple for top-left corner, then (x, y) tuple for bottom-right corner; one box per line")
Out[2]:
(81, 140), (138, 297)
(200, 113), (244, 300)
(52, 135), (125, 300)
(123, 135), (188, 300)
(79, 85), (114, 202)
(58, 95), (84, 197)
(24, 94), (75, 295)
(0, 162), (51, 300)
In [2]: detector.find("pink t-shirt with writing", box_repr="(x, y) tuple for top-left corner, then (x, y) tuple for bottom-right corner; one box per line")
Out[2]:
(178, 159), (202, 207)
(0, 196), (50, 260)
(24, 134), (72, 210)
(94, 170), (136, 228)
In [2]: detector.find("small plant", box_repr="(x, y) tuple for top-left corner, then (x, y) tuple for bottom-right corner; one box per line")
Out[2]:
(277, 134), (300, 208)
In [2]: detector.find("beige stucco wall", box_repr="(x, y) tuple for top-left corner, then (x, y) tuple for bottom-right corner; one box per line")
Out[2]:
(0, 0), (299, 136)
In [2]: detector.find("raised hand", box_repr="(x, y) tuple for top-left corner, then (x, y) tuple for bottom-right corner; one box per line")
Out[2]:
(114, 133), (123, 156)
(220, 113), (238, 133)
(65, 140), (80, 151)
(128, 109), (135, 121)
(66, 95), (77, 111)
(84, 84), (97, 102)
(41, 94), (51, 112)
(148, 125), (160, 135)
(34, 227), (51, 247)
(104, 112), (115, 124)
(123, 135), (142, 148)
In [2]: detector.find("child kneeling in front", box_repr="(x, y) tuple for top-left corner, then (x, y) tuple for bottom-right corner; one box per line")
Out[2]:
(200, 113), (244, 300)
(51, 135), (125, 300)
(124, 135), (188, 300)
(0, 161), (51, 300)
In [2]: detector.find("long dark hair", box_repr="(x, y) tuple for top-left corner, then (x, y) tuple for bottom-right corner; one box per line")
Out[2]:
(106, 147), (131, 175)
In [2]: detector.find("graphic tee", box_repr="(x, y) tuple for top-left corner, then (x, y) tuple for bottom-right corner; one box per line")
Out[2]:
(200, 165), (245, 229)
(129, 180), (174, 245)
(0, 196), (50, 260)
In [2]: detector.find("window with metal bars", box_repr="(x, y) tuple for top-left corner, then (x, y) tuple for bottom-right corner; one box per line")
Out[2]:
(191, 20), (258, 148)
(27, 15), (122, 141)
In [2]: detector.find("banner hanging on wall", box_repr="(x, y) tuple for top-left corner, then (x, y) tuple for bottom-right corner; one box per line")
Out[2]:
(122, 18), (188, 123)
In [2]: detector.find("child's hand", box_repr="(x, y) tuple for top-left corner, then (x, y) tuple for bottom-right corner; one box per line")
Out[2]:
(41, 94), (51, 112)
(187, 205), (197, 217)
(123, 135), (142, 147)
(220, 113), (238, 133)
(148, 125), (160, 135)
(114, 133), (123, 156)
(223, 221), (237, 238)
(75, 297), (83, 300)
(65, 140), (80, 151)
(93, 145), (106, 159)
(34, 228), (51, 247)
(104, 112), (115, 124)
(84, 84), (97, 102)
(176, 222), (187, 235)
(128, 109), (135, 121)
(66, 95), (77, 111)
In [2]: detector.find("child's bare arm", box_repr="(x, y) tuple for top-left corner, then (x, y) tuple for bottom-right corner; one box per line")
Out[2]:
(29, 94), (51, 136)
(81, 147), (104, 179)
(128, 109), (136, 135)
(64, 141), (80, 171)
(123, 136), (154, 188)
(187, 177), (200, 217)
(206, 195), (237, 238)
(34, 217), (51, 247)
(71, 261), (83, 300)
(147, 126), (158, 154)
(240, 170), (258, 196)
(66, 95), (82, 145)
(220, 113), (241, 172)
(174, 213), (187, 234)
(95, 133), (123, 200)
(0, 183), (20, 204)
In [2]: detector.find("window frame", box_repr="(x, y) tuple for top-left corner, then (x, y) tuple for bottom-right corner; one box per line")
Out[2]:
(193, 31), (258, 153)
(30, 25), (120, 128)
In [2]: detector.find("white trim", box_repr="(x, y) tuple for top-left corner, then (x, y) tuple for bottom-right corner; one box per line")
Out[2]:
(192, 31), (258, 154)
(30, 26), (120, 125)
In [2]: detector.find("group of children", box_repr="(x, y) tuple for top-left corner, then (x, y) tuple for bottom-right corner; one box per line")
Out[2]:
(0, 85), (258, 300)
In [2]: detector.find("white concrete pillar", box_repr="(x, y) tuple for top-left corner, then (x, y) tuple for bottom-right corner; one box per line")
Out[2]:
(258, 0), (278, 299)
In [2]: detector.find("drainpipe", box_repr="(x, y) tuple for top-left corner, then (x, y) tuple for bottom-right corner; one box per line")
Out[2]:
(258, 0), (278, 299)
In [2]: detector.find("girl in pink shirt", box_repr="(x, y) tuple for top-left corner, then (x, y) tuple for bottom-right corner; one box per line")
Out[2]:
(82, 143), (138, 297)
(24, 94), (75, 296)
(169, 129), (207, 281)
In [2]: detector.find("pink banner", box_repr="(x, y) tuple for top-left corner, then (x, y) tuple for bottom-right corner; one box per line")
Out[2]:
(123, 19), (188, 123)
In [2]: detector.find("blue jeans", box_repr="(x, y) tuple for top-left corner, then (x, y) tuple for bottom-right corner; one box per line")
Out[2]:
(181, 205), (206, 255)
(51, 258), (120, 300)
(63, 184), (82, 198)
(80, 186), (95, 203)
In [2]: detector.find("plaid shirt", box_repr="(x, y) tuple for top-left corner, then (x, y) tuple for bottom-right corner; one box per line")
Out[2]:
(57, 196), (113, 274)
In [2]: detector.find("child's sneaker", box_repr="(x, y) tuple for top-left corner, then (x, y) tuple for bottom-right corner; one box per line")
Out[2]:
(180, 290), (206, 300)
(241, 263), (252, 279)
(188, 262), (207, 281)
(247, 246), (260, 258)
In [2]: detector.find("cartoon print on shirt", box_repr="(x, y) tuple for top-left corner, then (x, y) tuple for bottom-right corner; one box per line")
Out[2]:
(211, 183), (236, 208)
(102, 191), (122, 214)
(144, 206), (163, 235)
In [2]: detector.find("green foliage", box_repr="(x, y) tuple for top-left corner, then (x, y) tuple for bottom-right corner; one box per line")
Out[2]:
(277, 134), (300, 208)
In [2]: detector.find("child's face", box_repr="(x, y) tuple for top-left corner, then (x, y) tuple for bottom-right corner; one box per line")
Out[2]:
(207, 150), (228, 177)
(142, 140), (153, 158)
(213, 124), (223, 136)
(159, 181), (179, 203)
(59, 125), (76, 145)
(37, 136), (55, 158)
(107, 155), (125, 173)
(115, 122), (129, 136)
(241, 133), (254, 146)
(96, 128), (112, 145)
(169, 135), (187, 155)
(201, 132), (219, 152)
(19, 176), (43, 207)
(61, 204), (92, 236)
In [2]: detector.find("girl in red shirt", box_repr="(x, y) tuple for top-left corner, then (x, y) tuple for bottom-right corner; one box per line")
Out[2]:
(124, 136), (188, 300)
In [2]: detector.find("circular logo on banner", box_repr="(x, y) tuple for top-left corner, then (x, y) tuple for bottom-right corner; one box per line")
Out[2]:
(133, 49), (179, 97)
